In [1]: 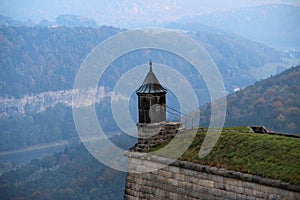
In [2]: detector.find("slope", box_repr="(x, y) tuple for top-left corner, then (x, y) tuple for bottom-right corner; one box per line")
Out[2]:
(0, 26), (285, 98)
(0, 25), (289, 151)
(200, 66), (300, 134)
(0, 133), (135, 200)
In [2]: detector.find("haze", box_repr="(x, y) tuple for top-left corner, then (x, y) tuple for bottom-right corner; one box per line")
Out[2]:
(1, 0), (299, 27)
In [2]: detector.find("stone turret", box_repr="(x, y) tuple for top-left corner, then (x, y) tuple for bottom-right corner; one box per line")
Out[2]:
(136, 60), (167, 124)
(132, 61), (180, 152)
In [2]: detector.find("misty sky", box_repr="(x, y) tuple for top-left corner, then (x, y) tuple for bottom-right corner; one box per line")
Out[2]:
(1, 0), (299, 27)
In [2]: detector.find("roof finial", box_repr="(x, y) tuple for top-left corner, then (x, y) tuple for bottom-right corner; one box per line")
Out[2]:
(149, 60), (153, 72)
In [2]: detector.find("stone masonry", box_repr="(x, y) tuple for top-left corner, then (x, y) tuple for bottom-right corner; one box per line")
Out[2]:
(131, 122), (181, 152)
(124, 153), (300, 200)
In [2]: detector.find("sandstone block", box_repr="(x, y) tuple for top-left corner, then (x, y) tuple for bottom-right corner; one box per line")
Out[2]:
(199, 179), (214, 188)
(167, 178), (179, 186)
(214, 181), (225, 190)
(197, 172), (208, 179)
(199, 193), (217, 200)
(225, 184), (245, 194)
(253, 189), (266, 199)
(177, 180), (186, 188)
(225, 191), (237, 199)
(208, 188), (223, 196)
(242, 181), (257, 190)
(176, 187), (186, 195)
(168, 192), (178, 200)
(244, 188), (255, 196)
(226, 177), (242, 187)
(186, 175), (198, 184)
(168, 166), (180, 173)
(174, 173), (185, 181)
(182, 168), (198, 177)
(162, 183), (177, 193)
(267, 193), (281, 200)
(208, 174), (224, 182)
(159, 170), (173, 178)
(125, 188), (137, 197)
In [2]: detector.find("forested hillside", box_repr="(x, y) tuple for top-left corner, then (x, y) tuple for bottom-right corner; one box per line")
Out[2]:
(0, 104), (76, 150)
(0, 26), (286, 98)
(0, 25), (289, 151)
(0, 133), (135, 200)
(1, 14), (98, 27)
(200, 66), (300, 134)
(0, 26), (121, 97)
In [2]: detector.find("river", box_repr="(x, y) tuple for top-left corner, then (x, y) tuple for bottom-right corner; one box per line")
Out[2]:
(0, 131), (122, 166)
(0, 140), (71, 166)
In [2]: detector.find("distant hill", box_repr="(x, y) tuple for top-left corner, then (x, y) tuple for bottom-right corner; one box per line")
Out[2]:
(200, 66), (300, 134)
(0, 26), (293, 151)
(0, 26), (121, 97)
(55, 14), (98, 27)
(169, 4), (300, 50)
(0, 14), (98, 28)
(0, 15), (23, 27)
(0, 26), (287, 98)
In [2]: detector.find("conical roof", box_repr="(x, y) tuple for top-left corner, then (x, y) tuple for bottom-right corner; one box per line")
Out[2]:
(136, 61), (167, 94)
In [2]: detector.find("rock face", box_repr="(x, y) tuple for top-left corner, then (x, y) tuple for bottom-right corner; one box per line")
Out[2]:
(124, 154), (300, 200)
(0, 87), (108, 118)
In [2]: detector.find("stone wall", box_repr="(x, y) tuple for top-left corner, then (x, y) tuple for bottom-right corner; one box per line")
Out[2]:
(124, 153), (300, 200)
(132, 122), (181, 152)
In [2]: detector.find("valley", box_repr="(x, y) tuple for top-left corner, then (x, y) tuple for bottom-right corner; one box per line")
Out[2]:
(0, 3), (299, 199)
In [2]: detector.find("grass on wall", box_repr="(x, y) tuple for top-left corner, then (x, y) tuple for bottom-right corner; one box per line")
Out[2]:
(151, 127), (300, 185)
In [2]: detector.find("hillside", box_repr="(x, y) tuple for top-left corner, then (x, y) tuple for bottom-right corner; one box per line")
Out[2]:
(0, 14), (98, 28)
(0, 26), (286, 98)
(0, 133), (135, 200)
(199, 66), (300, 134)
(0, 26), (121, 97)
(0, 15), (23, 27)
(0, 25), (289, 151)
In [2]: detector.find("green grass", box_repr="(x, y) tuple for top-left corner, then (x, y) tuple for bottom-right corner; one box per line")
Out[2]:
(197, 126), (251, 133)
(151, 128), (300, 185)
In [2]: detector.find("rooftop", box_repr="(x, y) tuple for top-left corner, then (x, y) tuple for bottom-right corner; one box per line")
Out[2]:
(136, 60), (167, 95)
